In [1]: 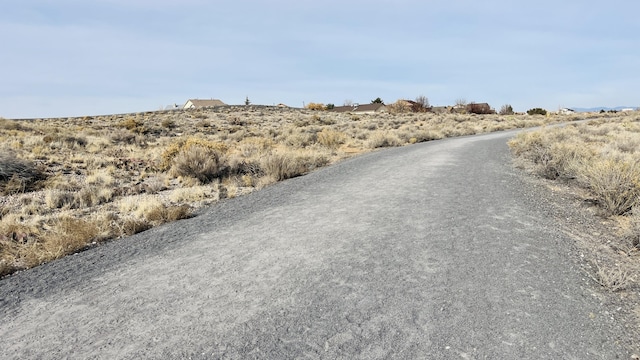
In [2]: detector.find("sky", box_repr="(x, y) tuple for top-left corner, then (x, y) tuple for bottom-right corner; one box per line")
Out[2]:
(1, 0), (639, 118)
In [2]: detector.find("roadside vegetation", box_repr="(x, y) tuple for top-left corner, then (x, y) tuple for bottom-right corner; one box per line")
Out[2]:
(0, 107), (593, 276)
(508, 113), (640, 292)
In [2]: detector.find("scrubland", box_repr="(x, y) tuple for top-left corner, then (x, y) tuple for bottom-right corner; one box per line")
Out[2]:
(0, 106), (587, 276)
(509, 113), (640, 292)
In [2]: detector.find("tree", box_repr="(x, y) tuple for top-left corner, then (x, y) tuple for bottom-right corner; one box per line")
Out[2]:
(343, 99), (354, 106)
(387, 99), (412, 113)
(325, 103), (335, 110)
(306, 102), (325, 111)
(244, 96), (251, 106)
(371, 97), (384, 104)
(455, 98), (468, 107)
(416, 95), (431, 110)
(499, 104), (514, 115)
(526, 107), (547, 115)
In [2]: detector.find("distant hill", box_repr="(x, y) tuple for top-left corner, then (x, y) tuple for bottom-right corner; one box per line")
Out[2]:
(572, 106), (638, 113)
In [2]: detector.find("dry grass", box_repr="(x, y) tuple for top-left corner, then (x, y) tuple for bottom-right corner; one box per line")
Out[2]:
(509, 114), (640, 294)
(509, 116), (640, 216)
(0, 106), (593, 276)
(594, 262), (633, 292)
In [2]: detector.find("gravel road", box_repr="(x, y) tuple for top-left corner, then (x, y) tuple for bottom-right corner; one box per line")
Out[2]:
(0, 129), (632, 359)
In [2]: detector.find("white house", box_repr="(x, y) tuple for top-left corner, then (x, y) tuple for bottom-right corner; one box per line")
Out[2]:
(329, 103), (387, 114)
(183, 99), (226, 109)
(559, 108), (576, 114)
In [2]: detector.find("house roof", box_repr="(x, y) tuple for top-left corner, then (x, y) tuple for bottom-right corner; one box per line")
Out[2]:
(184, 99), (226, 108)
(330, 103), (386, 113)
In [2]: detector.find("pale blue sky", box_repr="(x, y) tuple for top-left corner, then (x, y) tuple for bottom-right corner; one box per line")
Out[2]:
(1, 0), (638, 118)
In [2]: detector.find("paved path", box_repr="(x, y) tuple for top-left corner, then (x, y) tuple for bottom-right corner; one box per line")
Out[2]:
(0, 130), (630, 359)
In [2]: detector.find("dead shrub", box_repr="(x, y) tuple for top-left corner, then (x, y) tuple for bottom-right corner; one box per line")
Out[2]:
(594, 263), (632, 292)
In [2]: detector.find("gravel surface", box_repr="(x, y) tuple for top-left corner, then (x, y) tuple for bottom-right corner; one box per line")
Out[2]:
(0, 129), (633, 359)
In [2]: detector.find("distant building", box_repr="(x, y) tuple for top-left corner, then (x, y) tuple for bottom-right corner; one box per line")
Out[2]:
(559, 108), (576, 114)
(183, 99), (226, 109)
(329, 103), (387, 114)
(466, 103), (494, 114)
(431, 106), (453, 114)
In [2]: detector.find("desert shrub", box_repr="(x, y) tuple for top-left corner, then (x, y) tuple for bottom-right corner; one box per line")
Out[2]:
(0, 118), (27, 131)
(316, 129), (346, 150)
(85, 171), (115, 186)
(261, 152), (307, 181)
(119, 196), (191, 224)
(499, 104), (514, 115)
(227, 156), (263, 177)
(508, 131), (588, 179)
(73, 187), (113, 208)
(170, 145), (227, 183)
(527, 108), (547, 116)
(306, 102), (325, 111)
(161, 118), (175, 129)
(366, 131), (402, 148)
(0, 215), (99, 275)
(237, 137), (273, 157)
(0, 153), (44, 194)
(169, 186), (211, 202)
(118, 117), (146, 134)
(283, 132), (317, 148)
(410, 130), (444, 143)
(121, 218), (152, 236)
(161, 137), (228, 171)
(43, 174), (80, 191)
(42, 134), (87, 148)
(45, 190), (75, 209)
(110, 128), (137, 144)
(0, 218), (41, 273)
(261, 151), (328, 181)
(44, 216), (99, 257)
(577, 159), (640, 216)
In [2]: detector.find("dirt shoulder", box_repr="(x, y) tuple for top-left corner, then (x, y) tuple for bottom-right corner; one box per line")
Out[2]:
(516, 169), (640, 353)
